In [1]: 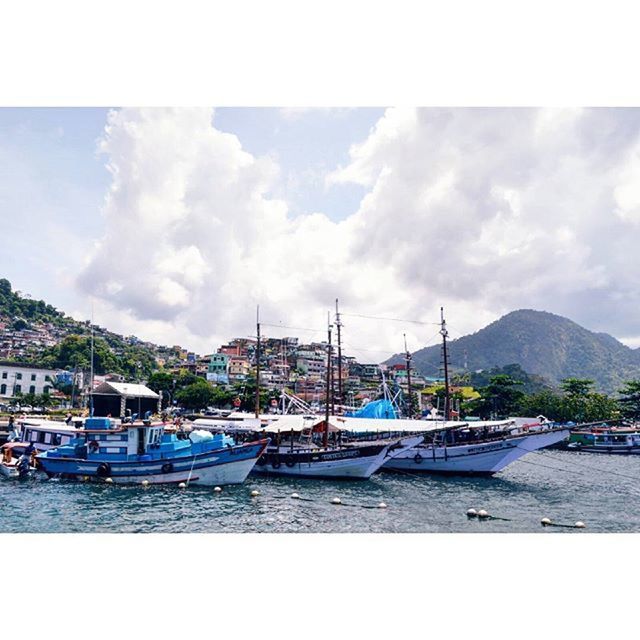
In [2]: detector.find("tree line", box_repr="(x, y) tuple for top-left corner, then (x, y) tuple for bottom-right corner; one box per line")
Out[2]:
(449, 375), (640, 423)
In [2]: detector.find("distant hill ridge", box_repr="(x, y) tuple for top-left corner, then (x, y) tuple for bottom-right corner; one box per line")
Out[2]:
(387, 309), (640, 394)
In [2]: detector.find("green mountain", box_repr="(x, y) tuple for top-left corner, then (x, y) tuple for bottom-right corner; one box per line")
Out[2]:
(0, 278), (166, 379)
(390, 309), (640, 394)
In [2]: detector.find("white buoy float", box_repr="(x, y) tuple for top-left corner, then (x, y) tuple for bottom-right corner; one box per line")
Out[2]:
(377, 502), (387, 509)
(178, 482), (187, 489)
(478, 509), (489, 519)
(291, 493), (300, 499)
(213, 486), (222, 493)
(331, 497), (342, 505)
(466, 508), (478, 518)
(575, 521), (586, 529)
(541, 517), (552, 526)
(141, 479), (150, 487)
(250, 490), (260, 497)
(105, 477), (113, 484)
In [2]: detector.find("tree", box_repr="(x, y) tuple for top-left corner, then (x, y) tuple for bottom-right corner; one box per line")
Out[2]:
(515, 389), (563, 420)
(175, 380), (215, 410)
(618, 380), (640, 420)
(465, 374), (525, 419)
(556, 378), (618, 423)
(210, 386), (234, 408)
(561, 378), (594, 397)
(12, 318), (28, 331)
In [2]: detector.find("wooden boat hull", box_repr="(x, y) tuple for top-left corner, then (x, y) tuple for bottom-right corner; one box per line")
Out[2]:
(252, 435), (424, 479)
(37, 440), (268, 486)
(252, 443), (391, 479)
(565, 443), (640, 454)
(383, 428), (570, 475)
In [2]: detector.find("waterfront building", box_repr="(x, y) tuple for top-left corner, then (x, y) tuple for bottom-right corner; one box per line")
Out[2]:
(0, 361), (59, 398)
(90, 381), (160, 417)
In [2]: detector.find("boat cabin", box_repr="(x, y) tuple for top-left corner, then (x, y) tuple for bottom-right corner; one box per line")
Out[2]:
(43, 419), (235, 463)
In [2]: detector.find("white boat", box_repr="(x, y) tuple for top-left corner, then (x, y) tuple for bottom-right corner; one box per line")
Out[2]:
(14, 418), (80, 452)
(382, 419), (570, 475)
(241, 414), (450, 479)
(1, 442), (36, 479)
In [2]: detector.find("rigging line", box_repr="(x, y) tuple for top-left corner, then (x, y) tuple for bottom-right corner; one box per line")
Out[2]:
(342, 312), (441, 326)
(525, 447), (640, 483)
(261, 322), (322, 332)
(340, 342), (397, 356)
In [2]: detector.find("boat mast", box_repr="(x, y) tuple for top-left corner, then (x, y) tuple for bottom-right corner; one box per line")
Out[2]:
(440, 307), (451, 421)
(323, 312), (333, 448)
(255, 305), (261, 419)
(89, 300), (94, 417)
(335, 298), (343, 413)
(280, 337), (286, 415)
(404, 333), (412, 419)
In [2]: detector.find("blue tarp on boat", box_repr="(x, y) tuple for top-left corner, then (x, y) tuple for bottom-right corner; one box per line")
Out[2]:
(345, 399), (398, 419)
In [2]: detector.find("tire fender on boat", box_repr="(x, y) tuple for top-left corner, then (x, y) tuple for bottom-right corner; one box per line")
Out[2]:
(285, 459), (296, 468)
(271, 459), (282, 469)
(414, 453), (424, 464)
(161, 463), (174, 474)
(96, 462), (111, 478)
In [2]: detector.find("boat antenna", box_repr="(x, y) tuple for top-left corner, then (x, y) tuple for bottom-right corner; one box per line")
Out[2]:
(335, 298), (343, 413)
(255, 305), (261, 419)
(440, 306), (451, 421)
(404, 333), (412, 419)
(323, 311), (333, 448)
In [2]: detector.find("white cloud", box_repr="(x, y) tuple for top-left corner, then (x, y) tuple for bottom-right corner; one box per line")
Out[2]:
(77, 107), (640, 357)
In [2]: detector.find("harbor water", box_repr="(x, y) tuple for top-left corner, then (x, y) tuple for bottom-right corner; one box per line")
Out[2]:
(2, 449), (639, 533)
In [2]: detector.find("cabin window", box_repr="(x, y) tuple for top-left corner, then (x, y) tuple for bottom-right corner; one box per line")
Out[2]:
(44, 433), (52, 444)
(38, 431), (46, 444)
(52, 434), (61, 446)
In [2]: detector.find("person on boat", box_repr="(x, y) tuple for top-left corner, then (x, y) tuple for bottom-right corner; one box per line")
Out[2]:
(65, 412), (73, 426)
(15, 452), (31, 477)
(7, 416), (20, 442)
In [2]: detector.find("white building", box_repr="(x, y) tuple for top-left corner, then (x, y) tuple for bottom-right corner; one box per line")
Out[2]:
(0, 362), (59, 398)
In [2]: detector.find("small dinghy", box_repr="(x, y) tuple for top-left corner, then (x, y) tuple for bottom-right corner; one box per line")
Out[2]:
(0, 442), (36, 479)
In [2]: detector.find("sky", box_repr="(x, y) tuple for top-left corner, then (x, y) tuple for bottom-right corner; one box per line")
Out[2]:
(2, 106), (640, 359)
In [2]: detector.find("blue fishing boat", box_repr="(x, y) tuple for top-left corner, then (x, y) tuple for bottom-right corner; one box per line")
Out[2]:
(36, 417), (269, 486)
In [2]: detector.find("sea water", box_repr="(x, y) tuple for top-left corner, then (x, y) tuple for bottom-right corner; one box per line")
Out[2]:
(1, 449), (639, 533)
